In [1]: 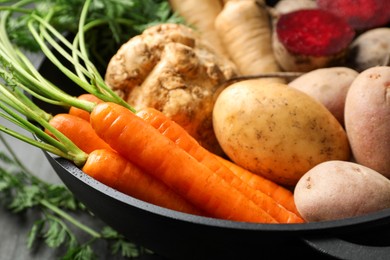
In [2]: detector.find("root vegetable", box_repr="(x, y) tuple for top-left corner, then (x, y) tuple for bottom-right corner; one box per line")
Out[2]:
(344, 66), (390, 178)
(294, 161), (390, 222)
(215, 0), (282, 78)
(83, 149), (204, 215)
(168, 0), (228, 58)
(273, 9), (355, 72)
(212, 80), (350, 186)
(68, 94), (103, 122)
(316, 0), (390, 31)
(91, 102), (278, 223)
(288, 67), (358, 125)
(105, 23), (237, 156)
(347, 27), (390, 72)
(137, 107), (304, 223)
(273, 0), (317, 15)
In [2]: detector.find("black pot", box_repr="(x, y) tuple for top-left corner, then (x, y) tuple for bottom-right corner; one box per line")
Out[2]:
(37, 55), (390, 260)
(45, 154), (390, 260)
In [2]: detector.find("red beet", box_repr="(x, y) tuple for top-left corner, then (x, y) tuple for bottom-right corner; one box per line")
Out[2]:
(317, 0), (390, 30)
(276, 9), (355, 56)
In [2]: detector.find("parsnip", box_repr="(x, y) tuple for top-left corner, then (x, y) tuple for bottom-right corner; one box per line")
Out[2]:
(273, 0), (317, 15)
(215, 0), (281, 77)
(169, 0), (228, 58)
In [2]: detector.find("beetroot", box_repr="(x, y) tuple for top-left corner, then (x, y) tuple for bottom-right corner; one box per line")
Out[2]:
(276, 9), (355, 56)
(317, 0), (390, 30)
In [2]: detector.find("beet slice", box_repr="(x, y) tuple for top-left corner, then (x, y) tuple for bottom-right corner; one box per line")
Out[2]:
(273, 9), (355, 72)
(276, 9), (355, 56)
(317, 0), (390, 31)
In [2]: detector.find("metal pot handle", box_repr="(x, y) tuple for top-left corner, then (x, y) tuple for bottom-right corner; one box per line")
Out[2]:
(303, 236), (390, 259)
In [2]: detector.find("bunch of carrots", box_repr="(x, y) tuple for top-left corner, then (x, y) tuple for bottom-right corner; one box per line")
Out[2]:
(0, 0), (304, 225)
(50, 94), (304, 224)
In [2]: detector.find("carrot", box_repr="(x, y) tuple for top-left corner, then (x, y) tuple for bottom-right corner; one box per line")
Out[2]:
(90, 102), (278, 223)
(214, 0), (282, 77)
(215, 156), (301, 217)
(68, 93), (103, 121)
(46, 113), (114, 154)
(82, 149), (203, 215)
(46, 113), (203, 215)
(136, 107), (304, 223)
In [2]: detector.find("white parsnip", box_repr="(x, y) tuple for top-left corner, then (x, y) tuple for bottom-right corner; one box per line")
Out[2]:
(169, 0), (228, 58)
(215, 0), (281, 77)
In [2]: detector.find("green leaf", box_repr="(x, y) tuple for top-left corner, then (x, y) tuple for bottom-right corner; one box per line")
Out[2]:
(101, 226), (147, 257)
(111, 239), (141, 258)
(27, 219), (45, 249)
(44, 184), (84, 211)
(100, 226), (119, 239)
(44, 216), (69, 248)
(62, 244), (96, 260)
(8, 185), (41, 212)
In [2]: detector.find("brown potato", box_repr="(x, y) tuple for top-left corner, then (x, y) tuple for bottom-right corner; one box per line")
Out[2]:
(344, 66), (390, 178)
(288, 67), (358, 125)
(212, 80), (350, 186)
(294, 160), (390, 222)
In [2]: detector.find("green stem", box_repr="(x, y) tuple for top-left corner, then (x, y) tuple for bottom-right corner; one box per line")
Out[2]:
(0, 131), (32, 173)
(28, 13), (134, 112)
(77, 0), (92, 75)
(0, 124), (74, 161)
(40, 199), (101, 239)
(27, 18), (94, 92)
(0, 83), (89, 166)
(0, 0), (34, 64)
(0, 132), (52, 187)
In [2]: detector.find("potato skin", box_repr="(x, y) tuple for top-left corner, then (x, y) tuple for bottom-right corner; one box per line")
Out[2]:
(347, 28), (390, 72)
(294, 161), (390, 222)
(288, 67), (358, 126)
(344, 66), (390, 178)
(212, 80), (350, 186)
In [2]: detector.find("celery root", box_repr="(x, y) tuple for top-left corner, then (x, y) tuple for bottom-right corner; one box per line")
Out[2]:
(105, 24), (237, 156)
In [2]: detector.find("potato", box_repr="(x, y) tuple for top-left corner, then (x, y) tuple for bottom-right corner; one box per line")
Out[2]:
(344, 66), (390, 178)
(294, 160), (390, 222)
(288, 67), (358, 125)
(212, 80), (350, 186)
(347, 28), (390, 72)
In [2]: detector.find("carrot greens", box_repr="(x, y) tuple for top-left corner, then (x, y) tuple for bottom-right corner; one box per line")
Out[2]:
(1, 0), (183, 73)
(0, 0), (178, 258)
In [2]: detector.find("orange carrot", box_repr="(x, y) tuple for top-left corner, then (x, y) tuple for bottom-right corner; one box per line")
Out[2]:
(137, 107), (304, 223)
(90, 102), (277, 223)
(82, 149), (203, 215)
(47, 113), (203, 215)
(46, 113), (114, 154)
(69, 94), (103, 121)
(216, 156), (301, 217)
